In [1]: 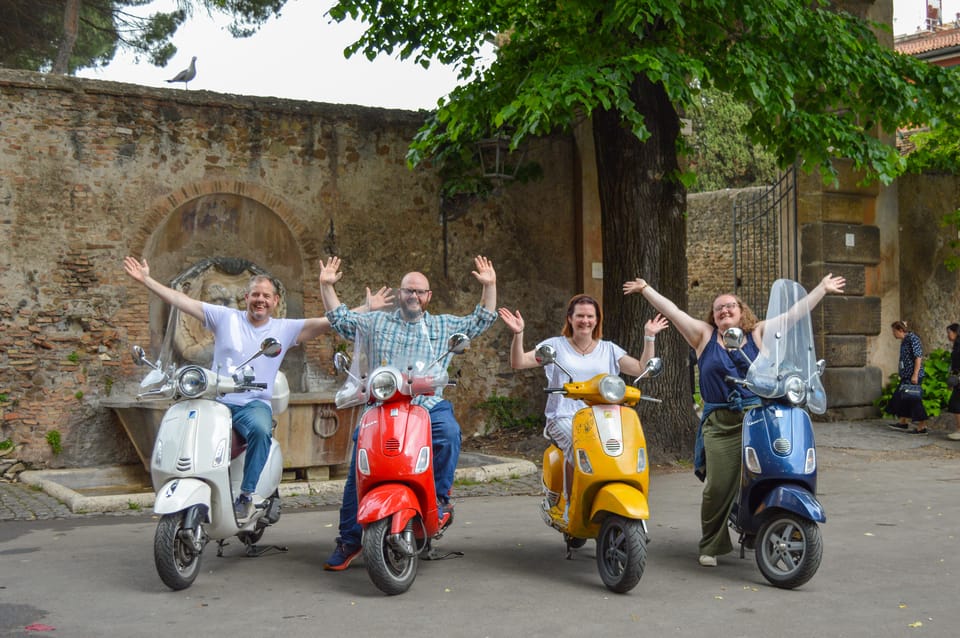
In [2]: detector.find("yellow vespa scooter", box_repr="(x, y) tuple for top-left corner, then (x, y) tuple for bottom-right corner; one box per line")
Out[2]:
(535, 344), (663, 593)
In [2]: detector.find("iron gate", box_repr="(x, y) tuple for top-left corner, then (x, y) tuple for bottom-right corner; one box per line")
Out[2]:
(732, 164), (799, 314)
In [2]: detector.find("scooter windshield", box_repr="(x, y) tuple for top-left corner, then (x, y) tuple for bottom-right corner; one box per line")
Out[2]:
(334, 320), (449, 409)
(746, 279), (827, 414)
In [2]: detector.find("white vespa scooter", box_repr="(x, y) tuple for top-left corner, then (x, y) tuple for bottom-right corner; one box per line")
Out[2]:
(133, 337), (288, 590)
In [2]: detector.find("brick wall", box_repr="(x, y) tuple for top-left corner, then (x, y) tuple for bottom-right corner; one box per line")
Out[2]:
(0, 69), (577, 467)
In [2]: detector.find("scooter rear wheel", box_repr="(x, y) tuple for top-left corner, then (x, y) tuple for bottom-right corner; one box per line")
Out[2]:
(596, 515), (646, 594)
(363, 518), (418, 595)
(154, 512), (203, 591)
(755, 513), (822, 589)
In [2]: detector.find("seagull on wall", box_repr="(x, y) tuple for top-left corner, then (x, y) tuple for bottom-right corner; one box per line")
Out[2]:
(166, 56), (197, 89)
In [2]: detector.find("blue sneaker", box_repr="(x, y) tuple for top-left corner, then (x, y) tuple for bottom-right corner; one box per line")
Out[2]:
(323, 541), (361, 571)
(233, 494), (253, 520)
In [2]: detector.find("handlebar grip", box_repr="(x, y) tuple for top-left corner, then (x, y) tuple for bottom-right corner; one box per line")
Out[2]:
(639, 396), (663, 403)
(544, 387), (566, 394)
(250, 383), (268, 390)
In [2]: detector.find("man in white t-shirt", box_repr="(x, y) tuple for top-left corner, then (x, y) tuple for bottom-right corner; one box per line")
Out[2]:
(123, 256), (389, 519)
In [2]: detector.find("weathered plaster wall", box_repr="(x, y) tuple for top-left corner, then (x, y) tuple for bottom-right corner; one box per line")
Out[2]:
(0, 69), (577, 468)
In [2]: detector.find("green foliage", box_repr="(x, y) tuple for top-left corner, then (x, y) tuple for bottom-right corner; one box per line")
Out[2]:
(46, 430), (63, 455)
(874, 348), (953, 418)
(0, 439), (13, 451)
(475, 393), (541, 433)
(67, 351), (81, 363)
(685, 87), (778, 192)
(0, 393), (7, 402)
(103, 376), (114, 396)
(74, 391), (84, 400)
(904, 120), (960, 270)
(127, 501), (142, 511)
(0, 0), (290, 72)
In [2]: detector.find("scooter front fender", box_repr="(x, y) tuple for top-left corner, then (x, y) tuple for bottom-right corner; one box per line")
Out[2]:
(358, 484), (420, 534)
(757, 485), (826, 523)
(589, 483), (649, 522)
(153, 478), (211, 516)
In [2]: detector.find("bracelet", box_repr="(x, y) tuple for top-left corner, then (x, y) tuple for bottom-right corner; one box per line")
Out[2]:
(513, 331), (523, 336)
(638, 281), (649, 292)
(644, 335), (655, 342)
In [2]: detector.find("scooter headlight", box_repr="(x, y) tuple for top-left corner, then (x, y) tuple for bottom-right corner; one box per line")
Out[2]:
(784, 374), (806, 405)
(370, 370), (399, 401)
(177, 366), (208, 397)
(598, 375), (626, 403)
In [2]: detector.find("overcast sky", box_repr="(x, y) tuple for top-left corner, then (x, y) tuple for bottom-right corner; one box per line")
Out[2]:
(75, 0), (960, 110)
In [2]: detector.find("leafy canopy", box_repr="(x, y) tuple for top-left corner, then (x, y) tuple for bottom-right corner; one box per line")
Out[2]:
(0, 0), (289, 72)
(329, 0), (960, 185)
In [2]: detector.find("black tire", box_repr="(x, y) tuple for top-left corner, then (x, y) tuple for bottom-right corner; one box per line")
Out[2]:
(154, 513), (204, 591)
(595, 515), (646, 593)
(755, 513), (822, 589)
(363, 518), (417, 595)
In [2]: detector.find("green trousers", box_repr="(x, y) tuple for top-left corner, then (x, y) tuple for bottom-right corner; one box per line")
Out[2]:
(698, 409), (743, 556)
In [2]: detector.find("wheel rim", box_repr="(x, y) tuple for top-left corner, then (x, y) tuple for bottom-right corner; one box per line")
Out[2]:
(759, 519), (808, 576)
(596, 515), (645, 593)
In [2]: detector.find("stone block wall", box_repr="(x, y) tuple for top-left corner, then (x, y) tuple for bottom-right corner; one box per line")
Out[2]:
(0, 69), (578, 468)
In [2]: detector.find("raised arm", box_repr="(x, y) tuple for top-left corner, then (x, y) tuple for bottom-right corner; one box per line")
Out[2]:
(123, 257), (204, 321)
(300, 262), (394, 342)
(318, 256), (345, 312)
(623, 278), (712, 353)
(618, 314), (670, 377)
(498, 308), (540, 369)
(754, 273), (845, 342)
(472, 255), (497, 312)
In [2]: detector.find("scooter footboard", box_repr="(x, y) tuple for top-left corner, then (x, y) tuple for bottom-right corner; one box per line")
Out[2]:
(589, 483), (649, 522)
(154, 478), (211, 516)
(759, 485), (826, 523)
(358, 484), (420, 534)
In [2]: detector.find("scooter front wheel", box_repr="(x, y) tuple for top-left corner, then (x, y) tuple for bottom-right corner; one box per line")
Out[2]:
(596, 515), (646, 594)
(154, 512), (204, 590)
(363, 518), (418, 595)
(755, 513), (822, 589)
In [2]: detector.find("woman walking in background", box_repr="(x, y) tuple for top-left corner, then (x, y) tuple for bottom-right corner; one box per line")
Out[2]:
(887, 320), (929, 435)
(945, 323), (960, 440)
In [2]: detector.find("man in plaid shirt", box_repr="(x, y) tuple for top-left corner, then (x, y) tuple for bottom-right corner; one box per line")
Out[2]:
(318, 255), (497, 571)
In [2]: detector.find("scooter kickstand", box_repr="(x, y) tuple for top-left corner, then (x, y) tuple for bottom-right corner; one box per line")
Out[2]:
(245, 544), (288, 558)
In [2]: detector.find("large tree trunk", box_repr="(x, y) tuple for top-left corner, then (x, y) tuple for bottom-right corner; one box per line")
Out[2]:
(592, 75), (697, 462)
(52, 0), (81, 74)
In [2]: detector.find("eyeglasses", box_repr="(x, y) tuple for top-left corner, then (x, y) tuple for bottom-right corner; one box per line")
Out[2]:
(400, 288), (431, 297)
(713, 301), (739, 313)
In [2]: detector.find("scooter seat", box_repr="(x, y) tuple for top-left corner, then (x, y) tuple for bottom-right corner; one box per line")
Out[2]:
(231, 431), (247, 460)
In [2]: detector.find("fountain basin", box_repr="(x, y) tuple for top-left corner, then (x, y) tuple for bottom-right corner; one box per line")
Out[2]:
(104, 393), (357, 478)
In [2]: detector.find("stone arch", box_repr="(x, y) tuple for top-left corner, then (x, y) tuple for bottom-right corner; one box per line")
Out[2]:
(132, 180), (316, 391)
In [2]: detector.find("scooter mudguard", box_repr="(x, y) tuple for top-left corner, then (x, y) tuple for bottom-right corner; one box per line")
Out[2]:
(589, 483), (649, 522)
(756, 485), (826, 524)
(153, 478), (211, 516)
(357, 484), (421, 534)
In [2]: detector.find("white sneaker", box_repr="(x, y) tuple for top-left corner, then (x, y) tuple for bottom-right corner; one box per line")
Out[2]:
(698, 555), (717, 567)
(947, 431), (960, 441)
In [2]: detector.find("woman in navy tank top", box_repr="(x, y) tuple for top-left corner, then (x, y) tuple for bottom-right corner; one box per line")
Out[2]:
(623, 273), (845, 568)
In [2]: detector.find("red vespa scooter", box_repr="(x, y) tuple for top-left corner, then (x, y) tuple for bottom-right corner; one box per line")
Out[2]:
(333, 332), (470, 595)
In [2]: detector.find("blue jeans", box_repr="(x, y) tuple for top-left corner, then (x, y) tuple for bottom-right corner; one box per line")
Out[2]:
(228, 400), (273, 494)
(336, 400), (461, 547)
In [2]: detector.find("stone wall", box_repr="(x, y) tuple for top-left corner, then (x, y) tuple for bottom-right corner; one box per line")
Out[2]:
(0, 69), (578, 468)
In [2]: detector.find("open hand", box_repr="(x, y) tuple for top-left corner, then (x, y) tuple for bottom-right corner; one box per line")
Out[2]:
(644, 313), (670, 337)
(319, 257), (344, 286)
(498, 307), (524, 334)
(472, 255), (496, 286)
(123, 256), (149, 283)
(366, 286), (395, 311)
(623, 278), (648, 295)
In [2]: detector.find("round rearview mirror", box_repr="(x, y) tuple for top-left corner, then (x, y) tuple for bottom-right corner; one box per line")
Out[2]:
(721, 327), (744, 350)
(447, 333), (471, 355)
(333, 351), (351, 374)
(535, 344), (557, 365)
(260, 338), (283, 358)
(132, 345), (147, 365)
(644, 357), (664, 378)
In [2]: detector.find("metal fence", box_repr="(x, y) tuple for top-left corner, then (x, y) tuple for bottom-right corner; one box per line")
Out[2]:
(732, 164), (799, 314)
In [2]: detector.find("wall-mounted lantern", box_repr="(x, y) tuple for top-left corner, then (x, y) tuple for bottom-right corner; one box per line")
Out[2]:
(476, 134), (525, 181)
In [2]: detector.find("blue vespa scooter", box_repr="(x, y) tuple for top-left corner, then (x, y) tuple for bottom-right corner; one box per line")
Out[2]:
(721, 278), (825, 589)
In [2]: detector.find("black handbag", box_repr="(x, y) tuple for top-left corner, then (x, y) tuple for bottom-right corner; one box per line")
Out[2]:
(900, 383), (923, 399)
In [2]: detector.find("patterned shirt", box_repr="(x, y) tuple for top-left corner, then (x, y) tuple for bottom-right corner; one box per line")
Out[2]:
(327, 303), (496, 409)
(898, 332), (925, 381)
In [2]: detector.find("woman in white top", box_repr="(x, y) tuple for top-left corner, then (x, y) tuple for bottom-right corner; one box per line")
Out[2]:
(499, 294), (669, 504)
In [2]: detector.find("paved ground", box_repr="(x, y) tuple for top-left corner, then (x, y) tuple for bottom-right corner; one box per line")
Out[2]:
(1, 417), (957, 522)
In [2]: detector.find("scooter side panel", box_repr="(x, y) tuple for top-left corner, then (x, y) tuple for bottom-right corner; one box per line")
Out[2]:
(756, 485), (826, 523)
(589, 483), (650, 522)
